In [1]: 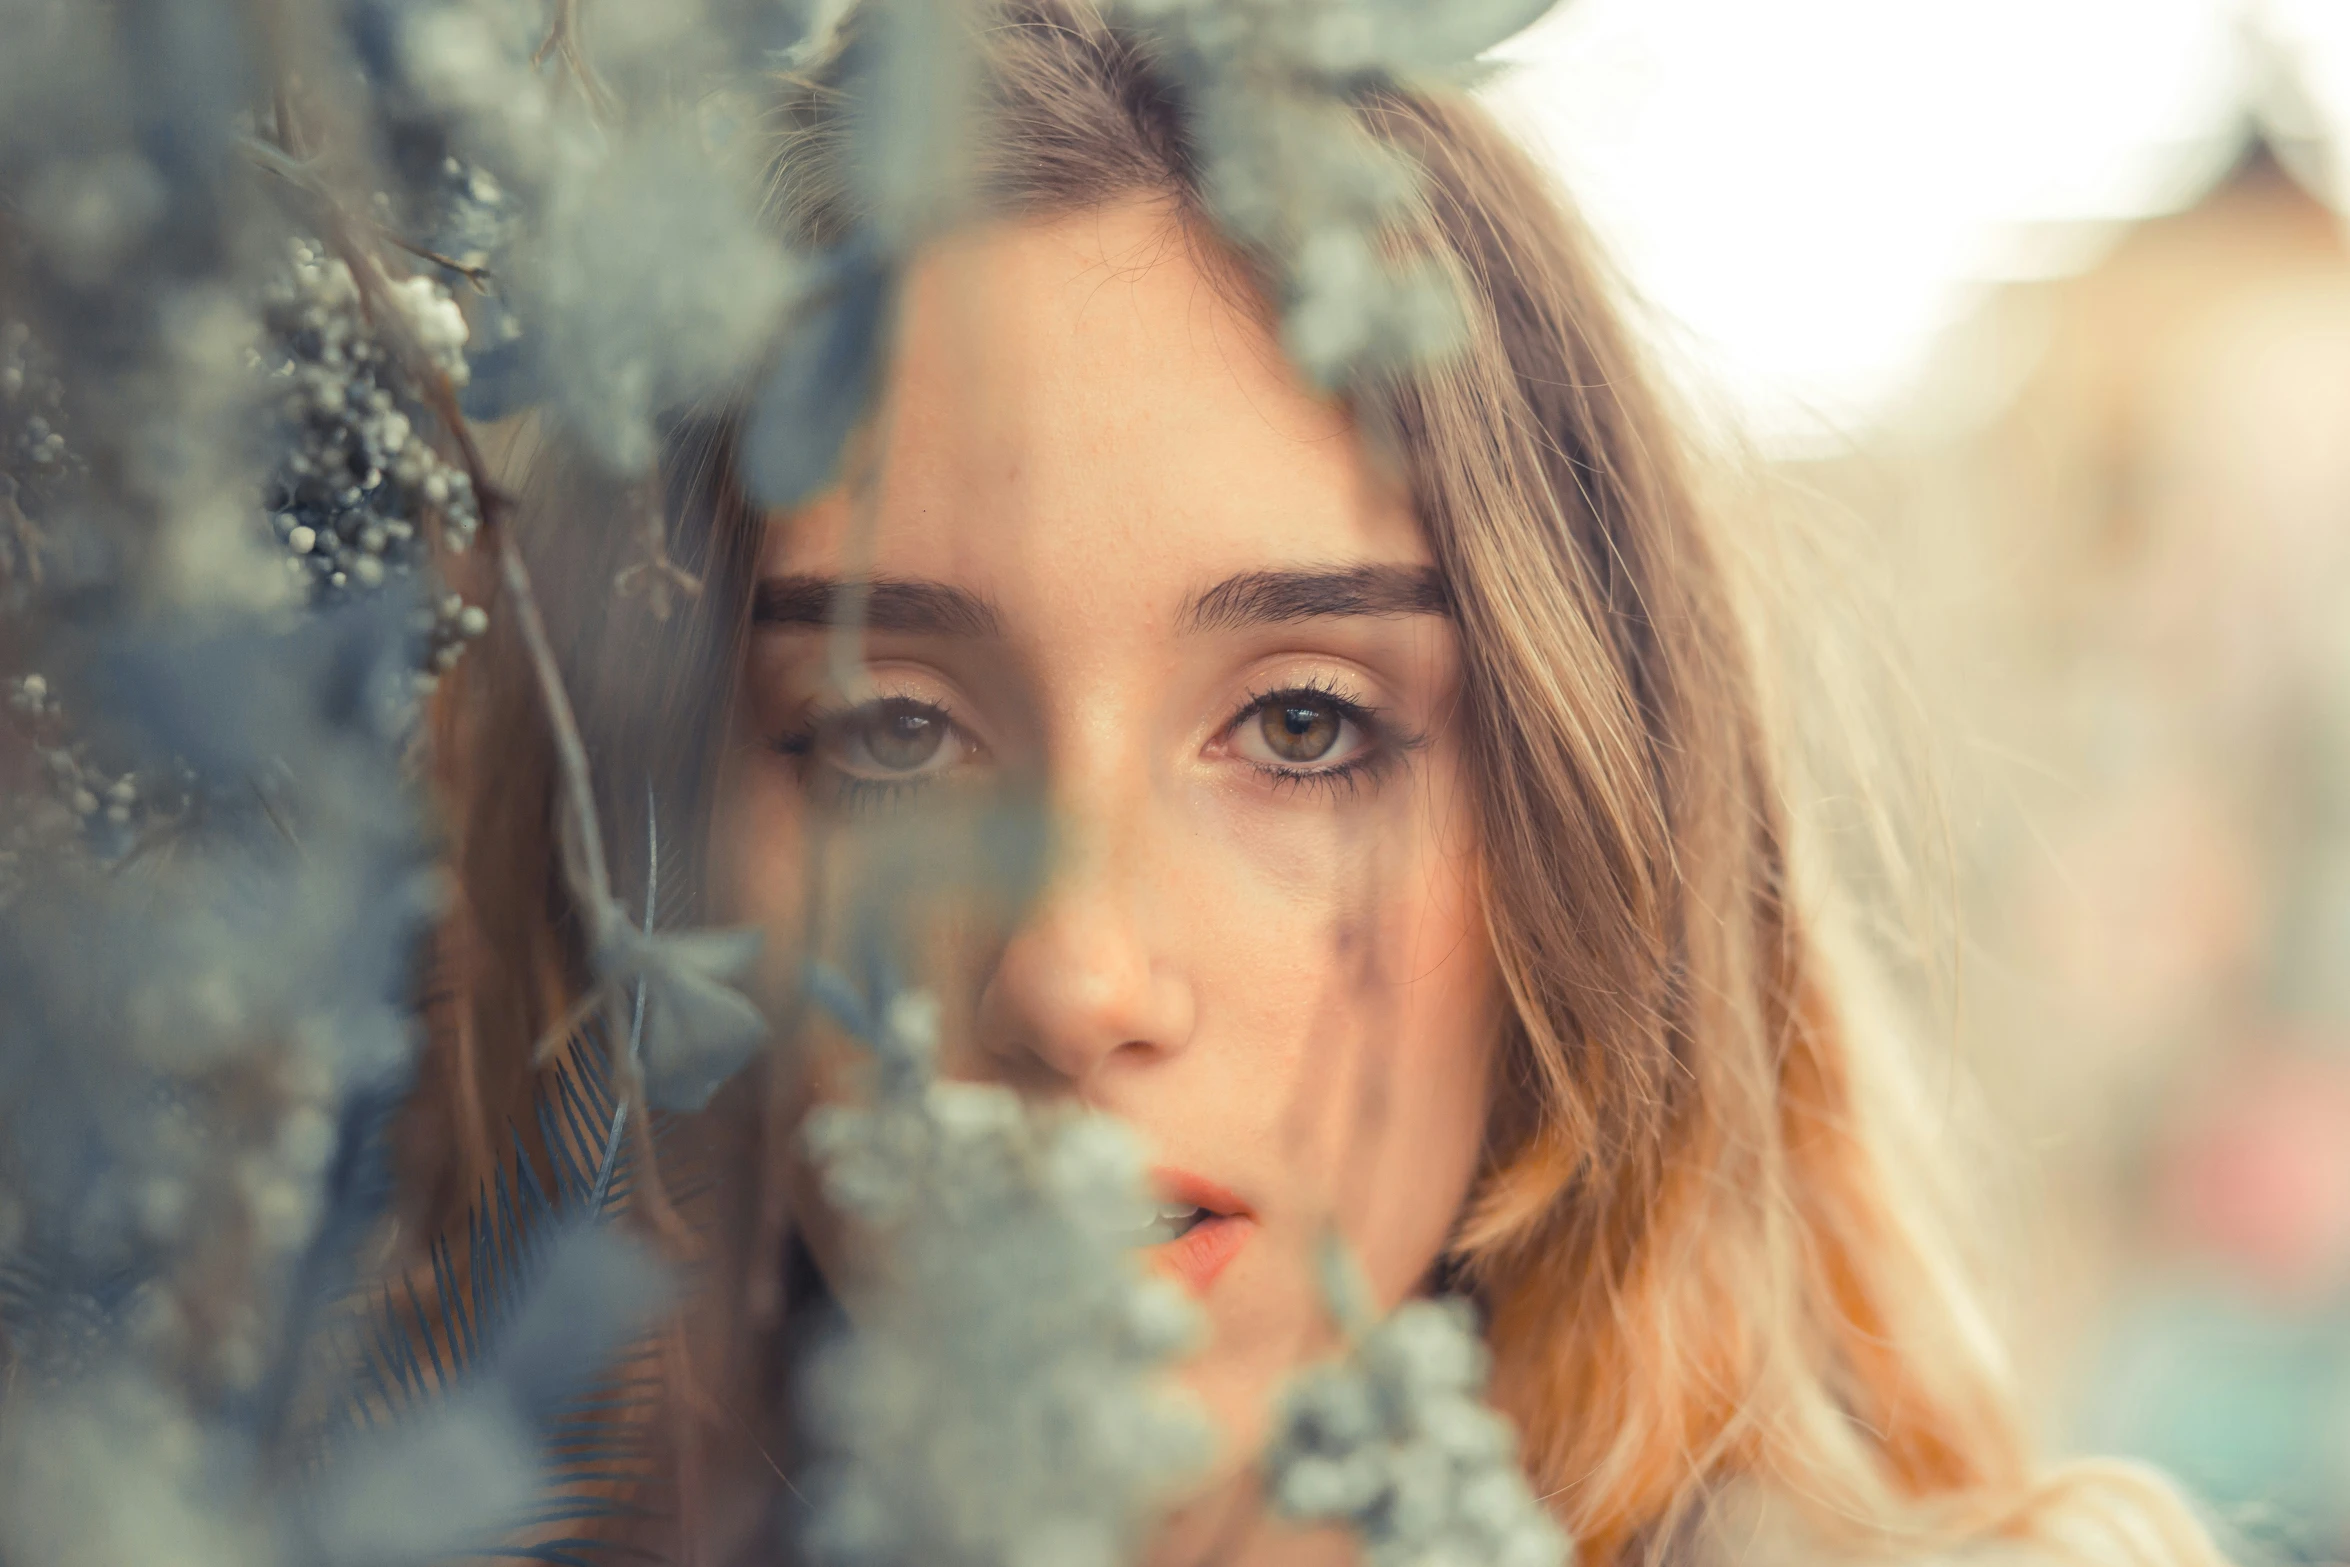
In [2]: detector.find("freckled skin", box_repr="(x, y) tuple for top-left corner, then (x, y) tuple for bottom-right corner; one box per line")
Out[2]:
(709, 199), (1503, 1564)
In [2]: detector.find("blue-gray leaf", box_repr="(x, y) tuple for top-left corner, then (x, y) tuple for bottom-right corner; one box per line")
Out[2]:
(1316, 0), (1561, 79)
(456, 333), (533, 424)
(742, 249), (894, 510)
(599, 925), (769, 1111)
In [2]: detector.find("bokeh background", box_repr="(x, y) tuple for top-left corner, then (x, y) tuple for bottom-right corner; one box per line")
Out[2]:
(1483, 2), (2350, 1558)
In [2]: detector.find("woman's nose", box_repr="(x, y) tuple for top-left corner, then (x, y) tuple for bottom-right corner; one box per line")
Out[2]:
(972, 843), (1195, 1091)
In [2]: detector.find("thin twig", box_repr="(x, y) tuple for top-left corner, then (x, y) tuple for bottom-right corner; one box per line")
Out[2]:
(275, 132), (657, 1271)
(1, 492), (46, 592)
(624, 1094), (694, 1250)
(291, 166), (616, 943)
(608, 787), (693, 1253)
(309, 200), (621, 949)
(532, 0), (617, 119)
(249, 778), (308, 860)
(379, 232), (494, 292)
(612, 493), (703, 622)
(529, 978), (614, 1070)
(259, 35), (712, 1296)
(720, 1393), (810, 1505)
(492, 522), (617, 939)
(243, 138), (491, 294)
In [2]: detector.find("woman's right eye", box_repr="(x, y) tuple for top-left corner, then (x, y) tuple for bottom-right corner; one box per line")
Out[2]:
(843, 701), (951, 774)
(779, 697), (973, 785)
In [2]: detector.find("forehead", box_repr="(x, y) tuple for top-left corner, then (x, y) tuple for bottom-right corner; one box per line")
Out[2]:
(762, 199), (1427, 608)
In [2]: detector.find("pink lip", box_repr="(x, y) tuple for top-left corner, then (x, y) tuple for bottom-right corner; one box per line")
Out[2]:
(1149, 1167), (1255, 1295)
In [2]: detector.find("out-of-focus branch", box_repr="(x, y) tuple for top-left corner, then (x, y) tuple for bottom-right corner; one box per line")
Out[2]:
(533, 0), (617, 120)
(613, 491), (703, 623)
(240, 139), (492, 292)
(1, 489), (44, 593)
(248, 86), (705, 1261)
(252, 117), (615, 943)
(382, 234), (493, 292)
(489, 519), (617, 938)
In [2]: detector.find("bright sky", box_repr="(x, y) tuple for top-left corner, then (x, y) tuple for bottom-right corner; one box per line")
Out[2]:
(1482, 0), (2350, 452)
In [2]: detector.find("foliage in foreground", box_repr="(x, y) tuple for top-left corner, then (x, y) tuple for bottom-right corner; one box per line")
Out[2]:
(0, 1), (1569, 1563)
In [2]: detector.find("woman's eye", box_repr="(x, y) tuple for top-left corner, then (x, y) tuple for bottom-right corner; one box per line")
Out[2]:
(1259, 701), (1342, 763)
(856, 702), (948, 772)
(1231, 690), (1371, 772)
(799, 697), (968, 780)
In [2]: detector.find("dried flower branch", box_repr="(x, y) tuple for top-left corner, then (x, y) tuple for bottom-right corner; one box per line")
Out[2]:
(612, 493), (705, 623)
(1262, 1239), (1570, 1567)
(800, 987), (1214, 1567)
(531, 0), (619, 120)
(0, 3), (1580, 1565)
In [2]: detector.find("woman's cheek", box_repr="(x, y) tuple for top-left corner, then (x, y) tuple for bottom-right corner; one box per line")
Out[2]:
(1341, 787), (1498, 1308)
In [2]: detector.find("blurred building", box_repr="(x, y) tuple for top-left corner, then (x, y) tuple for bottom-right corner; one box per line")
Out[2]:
(1787, 71), (2350, 1559)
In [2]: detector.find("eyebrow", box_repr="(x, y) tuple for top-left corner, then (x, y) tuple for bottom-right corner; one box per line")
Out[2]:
(1178, 564), (1450, 634)
(749, 562), (1451, 640)
(752, 574), (1002, 637)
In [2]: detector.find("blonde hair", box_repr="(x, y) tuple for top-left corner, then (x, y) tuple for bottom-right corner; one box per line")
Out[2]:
(419, 5), (2229, 1564)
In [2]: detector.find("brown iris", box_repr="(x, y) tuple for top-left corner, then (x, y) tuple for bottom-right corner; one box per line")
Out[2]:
(1259, 700), (1341, 763)
(855, 700), (947, 771)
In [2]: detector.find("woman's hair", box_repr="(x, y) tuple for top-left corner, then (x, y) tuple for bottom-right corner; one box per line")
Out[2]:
(419, 4), (2226, 1563)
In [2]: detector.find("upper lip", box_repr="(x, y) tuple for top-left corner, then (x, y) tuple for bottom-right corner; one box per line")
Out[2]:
(1150, 1166), (1250, 1220)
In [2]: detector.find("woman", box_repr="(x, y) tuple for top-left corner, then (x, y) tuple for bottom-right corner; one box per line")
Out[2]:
(421, 4), (2221, 1563)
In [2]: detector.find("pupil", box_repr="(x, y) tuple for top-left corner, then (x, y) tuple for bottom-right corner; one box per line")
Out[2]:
(1262, 702), (1339, 762)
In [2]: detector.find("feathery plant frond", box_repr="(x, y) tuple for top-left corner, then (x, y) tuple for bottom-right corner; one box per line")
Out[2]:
(331, 795), (703, 1562)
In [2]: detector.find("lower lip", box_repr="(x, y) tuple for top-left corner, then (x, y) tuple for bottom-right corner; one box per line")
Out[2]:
(1152, 1213), (1253, 1294)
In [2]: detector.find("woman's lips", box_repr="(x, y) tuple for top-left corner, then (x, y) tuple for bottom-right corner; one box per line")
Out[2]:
(1148, 1167), (1254, 1294)
(1156, 1212), (1252, 1293)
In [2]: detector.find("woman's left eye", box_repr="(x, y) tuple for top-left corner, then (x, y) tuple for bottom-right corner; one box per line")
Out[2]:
(1229, 689), (1374, 773)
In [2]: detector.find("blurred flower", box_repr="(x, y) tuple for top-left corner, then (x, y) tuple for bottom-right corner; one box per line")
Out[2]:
(802, 1072), (1213, 1567)
(2157, 1041), (2350, 1300)
(595, 923), (770, 1112)
(1264, 1242), (1567, 1567)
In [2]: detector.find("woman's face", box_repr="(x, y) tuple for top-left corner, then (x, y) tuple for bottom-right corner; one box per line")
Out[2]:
(710, 198), (1501, 1493)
